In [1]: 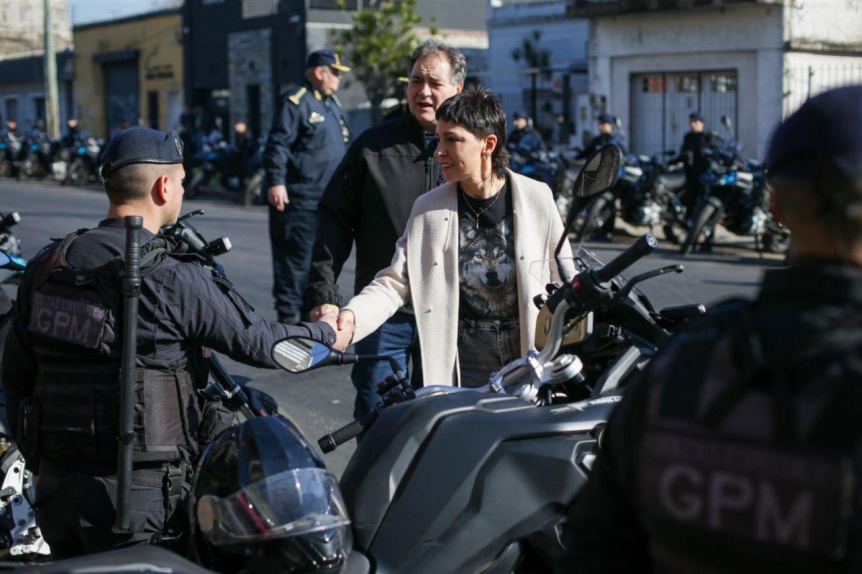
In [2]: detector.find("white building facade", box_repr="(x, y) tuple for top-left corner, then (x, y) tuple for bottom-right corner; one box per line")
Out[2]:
(486, 0), (590, 147)
(570, 0), (862, 159)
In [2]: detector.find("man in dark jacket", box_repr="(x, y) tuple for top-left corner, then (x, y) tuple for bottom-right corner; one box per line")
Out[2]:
(306, 38), (466, 419)
(2, 127), (338, 559)
(559, 85), (862, 573)
(264, 49), (350, 323)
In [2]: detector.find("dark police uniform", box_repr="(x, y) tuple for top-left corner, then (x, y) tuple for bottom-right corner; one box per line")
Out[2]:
(672, 113), (722, 215)
(1, 127), (337, 559)
(576, 114), (627, 160)
(559, 86), (862, 574)
(264, 50), (350, 323)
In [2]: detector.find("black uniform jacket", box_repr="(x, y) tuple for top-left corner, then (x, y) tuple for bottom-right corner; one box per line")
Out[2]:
(263, 82), (349, 208)
(559, 261), (862, 573)
(2, 219), (336, 442)
(305, 112), (441, 308)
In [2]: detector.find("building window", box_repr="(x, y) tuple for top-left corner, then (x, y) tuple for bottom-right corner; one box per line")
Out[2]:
(710, 73), (737, 93)
(675, 75), (699, 93)
(310, 0), (360, 9)
(242, 0), (277, 19)
(33, 96), (46, 122)
(641, 75), (667, 93)
(4, 98), (18, 123)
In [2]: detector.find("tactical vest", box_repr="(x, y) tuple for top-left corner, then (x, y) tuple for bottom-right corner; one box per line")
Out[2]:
(636, 300), (862, 573)
(25, 230), (201, 475)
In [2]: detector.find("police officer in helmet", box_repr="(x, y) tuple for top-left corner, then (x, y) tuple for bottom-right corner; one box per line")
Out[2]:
(1, 127), (339, 559)
(558, 84), (862, 573)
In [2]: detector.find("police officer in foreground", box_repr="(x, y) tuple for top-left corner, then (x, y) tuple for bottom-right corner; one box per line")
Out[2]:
(264, 49), (350, 324)
(1, 127), (339, 559)
(558, 84), (862, 573)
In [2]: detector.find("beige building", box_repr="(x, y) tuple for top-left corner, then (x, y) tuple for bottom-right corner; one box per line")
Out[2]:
(73, 8), (184, 139)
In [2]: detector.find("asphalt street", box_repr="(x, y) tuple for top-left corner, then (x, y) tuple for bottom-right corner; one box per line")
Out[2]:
(0, 178), (784, 478)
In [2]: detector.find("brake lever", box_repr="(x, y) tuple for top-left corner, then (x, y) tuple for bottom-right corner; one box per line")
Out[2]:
(613, 265), (683, 304)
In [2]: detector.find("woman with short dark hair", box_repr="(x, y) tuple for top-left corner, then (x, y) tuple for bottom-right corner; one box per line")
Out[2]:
(337, 85), (572, 387)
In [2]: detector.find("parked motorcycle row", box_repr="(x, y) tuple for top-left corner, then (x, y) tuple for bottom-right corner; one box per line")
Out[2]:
(184, 135), (265, 207)
(0, 126), (263, 207)
(0, 129), (103, 187)
(511, 117), (791, 257)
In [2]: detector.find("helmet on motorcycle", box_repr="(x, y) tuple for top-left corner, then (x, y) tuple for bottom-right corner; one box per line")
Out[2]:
(190, 415), (351, 573)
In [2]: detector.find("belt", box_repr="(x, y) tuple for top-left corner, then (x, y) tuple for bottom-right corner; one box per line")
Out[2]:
(458, 317), (519, 331)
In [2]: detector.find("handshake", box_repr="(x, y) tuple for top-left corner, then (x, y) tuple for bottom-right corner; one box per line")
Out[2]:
(310, 304), (355, 352)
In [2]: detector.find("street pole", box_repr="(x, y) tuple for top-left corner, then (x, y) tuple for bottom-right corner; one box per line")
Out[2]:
(43, 0), (60, 139)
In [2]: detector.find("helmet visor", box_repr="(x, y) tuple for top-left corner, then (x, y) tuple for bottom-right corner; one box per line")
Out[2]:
(198, 468), (350, 546)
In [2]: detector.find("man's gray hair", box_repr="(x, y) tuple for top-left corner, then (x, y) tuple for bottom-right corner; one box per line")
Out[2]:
(410, 38), (467, 86)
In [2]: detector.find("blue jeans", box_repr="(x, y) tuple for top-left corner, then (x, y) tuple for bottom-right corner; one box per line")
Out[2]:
(351, 313), (423, 420)
(457, 317), (521, 388)
(269, 205), (318, 322)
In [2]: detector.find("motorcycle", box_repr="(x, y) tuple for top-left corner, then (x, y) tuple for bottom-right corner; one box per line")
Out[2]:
(16, 132), (58, 182)
(680, 117), (790, 255)
(0, 134), (22, 179)
(0, 212), (50, 562)
(574, 151), (682, 242)
(509, 145), (576, 219)
(186, 139), (263, 207)
(249, 146), (704, 573)
(62, 136), (103, 187)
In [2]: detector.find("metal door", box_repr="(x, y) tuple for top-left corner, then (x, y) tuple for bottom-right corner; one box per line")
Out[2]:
(630, 70), (737, 157)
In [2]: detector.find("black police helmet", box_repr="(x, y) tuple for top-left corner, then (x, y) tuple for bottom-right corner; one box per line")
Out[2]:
(191, 416), (351, 573)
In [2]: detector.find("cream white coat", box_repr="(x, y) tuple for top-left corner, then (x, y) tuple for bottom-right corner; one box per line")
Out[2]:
(344, 170), (573, 386)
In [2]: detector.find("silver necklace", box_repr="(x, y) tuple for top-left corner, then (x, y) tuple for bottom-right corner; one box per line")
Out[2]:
(460, 187), (502, 229)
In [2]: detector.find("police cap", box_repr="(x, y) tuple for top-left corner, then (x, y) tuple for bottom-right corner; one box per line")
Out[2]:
(689, 112), (705, 123)
(766, 85), (862, 186)
(305, 50), (351, 73)
(598, 112), (615, 125)
(100, 127), (183, 177)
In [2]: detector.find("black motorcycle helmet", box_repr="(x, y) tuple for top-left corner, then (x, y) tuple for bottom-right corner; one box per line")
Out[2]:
(190, 415), (351, 573)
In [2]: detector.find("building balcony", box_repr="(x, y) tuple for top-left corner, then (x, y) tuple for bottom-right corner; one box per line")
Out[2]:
(566, 0), (781, 18)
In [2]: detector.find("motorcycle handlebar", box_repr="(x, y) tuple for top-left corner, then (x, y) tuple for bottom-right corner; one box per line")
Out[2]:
(594, 234), (659, 284)
(319, 409), (379, 454)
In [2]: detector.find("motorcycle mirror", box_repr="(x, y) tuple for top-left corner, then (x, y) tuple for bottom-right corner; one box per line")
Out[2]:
(571, 144), (623, 200)
(272, 336), (342, 373)
(555, 144), (623, 285)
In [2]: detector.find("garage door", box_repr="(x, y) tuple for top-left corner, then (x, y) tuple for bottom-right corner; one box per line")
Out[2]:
(104, 60), (139, 137)
(629, 70), (737, 157)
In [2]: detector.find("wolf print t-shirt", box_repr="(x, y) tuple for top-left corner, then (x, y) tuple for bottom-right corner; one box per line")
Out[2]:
(457, 180), (518, 320)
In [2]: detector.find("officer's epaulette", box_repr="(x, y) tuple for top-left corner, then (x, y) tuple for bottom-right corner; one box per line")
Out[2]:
(288, 87), (308, 106)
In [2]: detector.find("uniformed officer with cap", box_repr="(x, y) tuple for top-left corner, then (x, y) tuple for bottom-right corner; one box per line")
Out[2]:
(576, 111), (627, 160)
(671, 110), (722, 220)
(264, 48), (351, 324)
(558, 84), (862, 573)
(1, 127), (339, 559)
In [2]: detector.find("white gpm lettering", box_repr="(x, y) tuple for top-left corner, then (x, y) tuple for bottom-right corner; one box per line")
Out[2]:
(36, 306), (93, 342)
(658, 464), (813, 548)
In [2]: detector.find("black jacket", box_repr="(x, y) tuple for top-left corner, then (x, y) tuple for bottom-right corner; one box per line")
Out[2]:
(2, 220), (336, 460)
(305, 113), (441, 308)
(559, 261), (862, 573)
